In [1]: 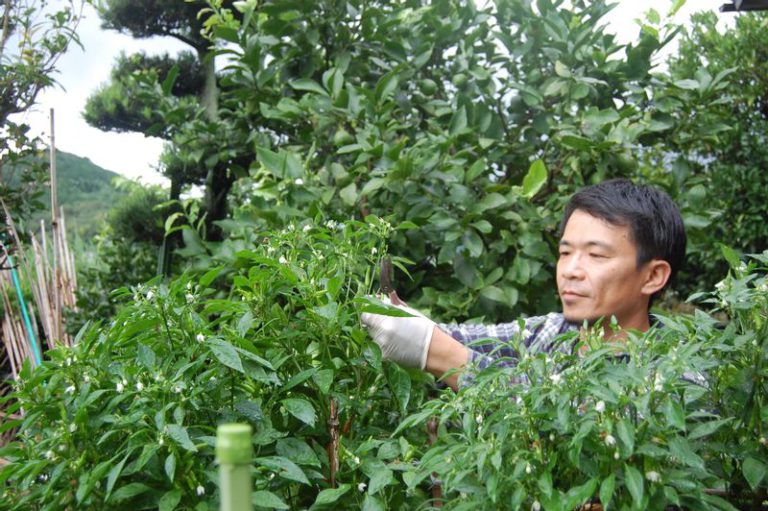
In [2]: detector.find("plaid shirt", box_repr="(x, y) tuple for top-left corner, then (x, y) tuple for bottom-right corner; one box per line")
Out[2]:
(438, 313), (579, 388)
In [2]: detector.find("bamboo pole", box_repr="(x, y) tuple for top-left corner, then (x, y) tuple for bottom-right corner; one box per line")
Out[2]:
(216, 424), (253, 511)
(49, 108), (62, 343)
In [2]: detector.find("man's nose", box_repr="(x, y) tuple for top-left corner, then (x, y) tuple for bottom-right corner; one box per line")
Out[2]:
(560, 254), (585, 279)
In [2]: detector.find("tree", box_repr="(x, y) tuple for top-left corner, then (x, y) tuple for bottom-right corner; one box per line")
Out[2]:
(180, 0), (696, 322)
(665, 10), (768, 293)
(0, 0), (85, 221)
(86, 0), (241, 250)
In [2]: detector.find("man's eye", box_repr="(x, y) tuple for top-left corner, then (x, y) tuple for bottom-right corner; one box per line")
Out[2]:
(590, 253), (607, 259)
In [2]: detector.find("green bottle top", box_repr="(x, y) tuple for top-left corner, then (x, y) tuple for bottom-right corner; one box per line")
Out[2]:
(216, 423), (253, 465)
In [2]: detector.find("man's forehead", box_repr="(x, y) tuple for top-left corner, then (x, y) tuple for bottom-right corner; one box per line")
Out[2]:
(560, 210), (632, 246)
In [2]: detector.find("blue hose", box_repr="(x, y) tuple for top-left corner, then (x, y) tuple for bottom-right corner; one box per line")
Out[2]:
(7, 254), (42, 366)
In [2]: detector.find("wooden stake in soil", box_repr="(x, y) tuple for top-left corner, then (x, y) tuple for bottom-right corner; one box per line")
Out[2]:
(327, 398), (340, 488)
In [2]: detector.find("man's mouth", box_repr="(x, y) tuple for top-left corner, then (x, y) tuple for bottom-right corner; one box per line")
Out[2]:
(560, 290), (587, 299)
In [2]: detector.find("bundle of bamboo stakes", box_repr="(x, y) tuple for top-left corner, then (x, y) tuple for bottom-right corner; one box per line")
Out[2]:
(0, 205), (78, 448)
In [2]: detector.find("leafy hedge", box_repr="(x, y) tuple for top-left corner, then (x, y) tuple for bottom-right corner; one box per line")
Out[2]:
(1, 218), (766, 510)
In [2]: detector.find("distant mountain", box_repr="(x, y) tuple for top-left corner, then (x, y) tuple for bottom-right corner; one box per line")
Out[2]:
(24, 151), (129, 241)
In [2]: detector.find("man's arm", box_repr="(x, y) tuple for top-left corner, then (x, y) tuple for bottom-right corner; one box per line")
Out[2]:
(424, 327), (470, 390)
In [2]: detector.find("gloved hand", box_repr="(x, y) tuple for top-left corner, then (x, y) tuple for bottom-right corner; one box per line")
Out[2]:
(361, 301), (436, 369)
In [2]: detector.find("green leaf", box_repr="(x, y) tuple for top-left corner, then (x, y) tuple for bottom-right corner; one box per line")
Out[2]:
(674, 79), (699, 90)
(312, 369), (333, 394)
(159, 489), (182, 511)
(599, 473), (615, 508)
(386, 363), (411, 415)
(252, 490), (289, 509)
(312, 484), (351, 507)
(200, 266), (224, 288)
(624, 465), (644, 507)
(718, 243), (742, 269)
(208, 338), (244, 373)
(663, 398), (686, 431)
(290, 78), (328, 96)
(362, 494), (386, 511)
(110, 483), (152, 502)
(282, 398), (317, 427)
(161, 64), (179, 96)
(375, 71), (398, 103)
(276, 438), (321, 467)
(560, 134), (593, 150)
(689, 417), (732, 439)
(106, 455), (129, 496)
(450, 106), (468, 135)
(742, 457), (766, 491)
(235, 400), (264, 422)
(522, 159), (547, 198)
(255, 456), (310, 485)
(565, 478), (598, 509)
(616, 418), (635, 455)
(668, 438), (704, 469)
(166, 424), (198, 452)
(339, 182), (358, 206)
(471, 192), (507, 214)
(480, 285), (506, 304)
(164, 453), (176, 481)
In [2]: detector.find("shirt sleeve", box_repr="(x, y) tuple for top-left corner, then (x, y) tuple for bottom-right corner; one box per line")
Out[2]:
(438, 314), (571, 389)
(437, 320), (531, 388)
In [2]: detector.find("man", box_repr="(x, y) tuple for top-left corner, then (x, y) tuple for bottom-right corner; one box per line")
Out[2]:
(362, 179), (687, 390)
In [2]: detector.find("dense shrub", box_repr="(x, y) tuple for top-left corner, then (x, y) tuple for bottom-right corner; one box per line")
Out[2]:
(2, 213), (766, 509)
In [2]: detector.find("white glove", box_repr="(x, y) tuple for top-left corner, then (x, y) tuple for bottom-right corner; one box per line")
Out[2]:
(361, 302), (436, 369)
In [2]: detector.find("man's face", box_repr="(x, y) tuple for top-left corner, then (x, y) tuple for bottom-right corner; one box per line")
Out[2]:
(556, 209), (653, 330)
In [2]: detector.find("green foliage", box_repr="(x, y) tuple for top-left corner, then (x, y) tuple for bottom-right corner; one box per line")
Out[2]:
(84, 50), (204, 135)
(398, 251), (768, 509)
(0, 0), (85, 222)
(182, 0), (694, 322)
(1, 218), (434, 510)
(666, 12), (768, 295)
(3, 227), (767, 509)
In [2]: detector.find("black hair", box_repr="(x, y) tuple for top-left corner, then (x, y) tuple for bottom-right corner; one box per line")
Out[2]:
(559, 178), (687, 300)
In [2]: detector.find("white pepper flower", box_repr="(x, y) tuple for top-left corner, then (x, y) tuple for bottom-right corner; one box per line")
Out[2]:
(45, 450), (55, 460)
(475, 414), (483, 425)
(83, 374), (90, 383)
(65, 385), (75, 394)
(66, 357), (72, 366)
(294, 178), (304, 185)
(550, 373), (562, 385)
(760, 437), (767, 446)
(196, 334), (205, 343)
(613, 450), (620, 460)
(353, 456), (360, 465)
(357, 482), (367, 492)
(196, 485), (205, 496)
(146, 290), (154, 300)
(303, 224), (311, 232)
(645, 471), (661, 483)
(604, 434), (616, 447)
(525, 463), (532, 474)
(279, 256), (288, 265)
(532, 501), (541, 511)
(136, 382), (143, 391)
(186, 293), (195, 304)
(595, 400), (606, 413)
(69, 423), (77, 433)
(116, 382), (125, 393)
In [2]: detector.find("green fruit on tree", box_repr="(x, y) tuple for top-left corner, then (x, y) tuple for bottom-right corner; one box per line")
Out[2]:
(452, 73), (468, 88)
(419, 78), (438, 96)
(333, 128), (355, 146)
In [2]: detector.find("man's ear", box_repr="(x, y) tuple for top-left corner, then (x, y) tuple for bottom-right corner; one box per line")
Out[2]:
(641, 259), (672, 296)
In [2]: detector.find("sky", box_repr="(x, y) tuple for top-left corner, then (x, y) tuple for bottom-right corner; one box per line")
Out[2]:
(16, 0), (733, 188)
